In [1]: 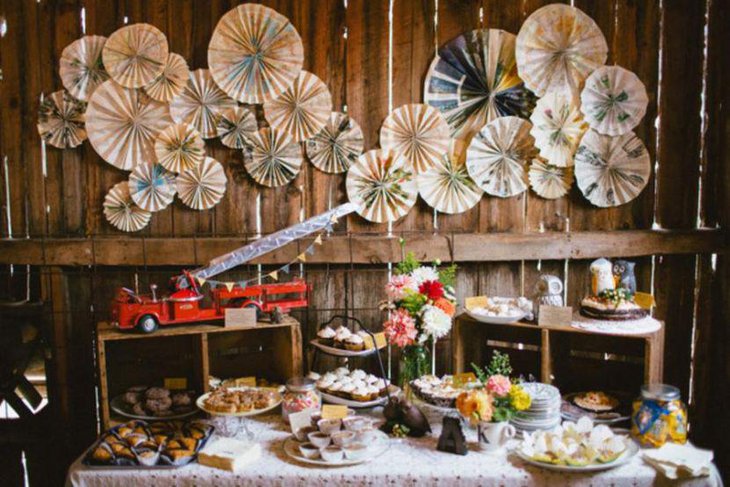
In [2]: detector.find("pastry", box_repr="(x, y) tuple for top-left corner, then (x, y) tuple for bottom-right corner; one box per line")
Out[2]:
(345, 334), (365, 351)
(166, 449), (195, 461)
(92, 445), (113, 463)
(410, 375), (472, 408)
(307, 371), (322, 381)
(123, 391), (143, 405)
(580, 293), (649, 321)
(145, 396), (173, 414)
(573, 391), (619, 412)
(145, 387), (171, 400)
(317, 368), (389, 402)
(171, 392), (193, 407)
(317, 326), (336, 346)
(333, 326), (352, 348)
(178, 437), (198, 450)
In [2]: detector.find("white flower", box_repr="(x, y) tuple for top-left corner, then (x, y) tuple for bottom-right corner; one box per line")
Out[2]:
(420, 304), (452, 341)
(410, 266), (439, 286)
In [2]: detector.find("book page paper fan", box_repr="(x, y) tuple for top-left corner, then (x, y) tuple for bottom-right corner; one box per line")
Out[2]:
(306, 112), (364, 174)
(530, 91), (588, 167)
(59, 35), (109, 101)
(379, 103), (450, 174)
(208, 3), (304, 104)
(86, 80), (172, 170)
(424, 28), (536, 139)
(346, 149), (417, 223)
(37, 90), (87, 149)
(528, 158), (574, 199)
(574, 129), (650, 207)
(129, 162), (176, 212)
(170, 69), (237, 139)
(144, 52), (190, 103)
(176, 156), (227, 210)
(102, 23), (168, 89)
(466, 116), (535, 198)
(103, 181), (151, 232)
(154, 123), (205, 174)
(417, 154), (483, 214)
(516, 4), (607, 97)
(264, 71), (332, 142)
(243, 127), (302, 187)
(580, 65), (648, 136)
(216, 106), (257, 149)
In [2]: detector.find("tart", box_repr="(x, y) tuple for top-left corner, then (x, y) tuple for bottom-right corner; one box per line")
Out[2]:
(573, 391), (619, 412)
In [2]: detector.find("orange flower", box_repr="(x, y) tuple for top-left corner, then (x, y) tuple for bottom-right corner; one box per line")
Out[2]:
(456, 390), (494, 426)
(433, 298), (456, 317)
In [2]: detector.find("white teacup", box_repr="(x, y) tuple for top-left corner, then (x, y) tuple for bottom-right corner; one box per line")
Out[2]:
(477, 421), (516, 453)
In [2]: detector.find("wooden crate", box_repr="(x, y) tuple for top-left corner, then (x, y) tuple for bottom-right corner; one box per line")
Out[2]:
(96, 317), (302, 429)
(452, 314), (664, 394)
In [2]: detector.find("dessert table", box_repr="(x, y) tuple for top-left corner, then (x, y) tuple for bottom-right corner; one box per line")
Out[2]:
(66, 411), (723, 487)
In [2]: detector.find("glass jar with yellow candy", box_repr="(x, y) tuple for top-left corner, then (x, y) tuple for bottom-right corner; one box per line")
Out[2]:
(631, 384), (687, 447)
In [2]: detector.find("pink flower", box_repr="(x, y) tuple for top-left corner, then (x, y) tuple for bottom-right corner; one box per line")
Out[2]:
(385, 274), (416, 301)
(486, 375), (512, 398)
(383, 309), (418, 348)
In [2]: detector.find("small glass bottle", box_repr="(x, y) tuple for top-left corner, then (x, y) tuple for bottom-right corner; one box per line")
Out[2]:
(631, 384), (688, 447)
(281, 377), (321, 423)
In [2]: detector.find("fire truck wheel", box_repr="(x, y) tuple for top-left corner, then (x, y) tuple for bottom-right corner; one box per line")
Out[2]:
(137, 315), (158, 334)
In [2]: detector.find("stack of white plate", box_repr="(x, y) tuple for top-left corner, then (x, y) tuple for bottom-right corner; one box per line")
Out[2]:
(511, 382), (562, 432)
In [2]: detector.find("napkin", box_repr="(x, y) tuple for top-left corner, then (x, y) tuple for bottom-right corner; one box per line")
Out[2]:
(642, 442), (713, 479)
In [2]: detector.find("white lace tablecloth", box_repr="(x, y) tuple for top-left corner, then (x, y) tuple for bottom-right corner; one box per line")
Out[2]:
(66, 411), (722, 487)
(571, 312), (662, 335)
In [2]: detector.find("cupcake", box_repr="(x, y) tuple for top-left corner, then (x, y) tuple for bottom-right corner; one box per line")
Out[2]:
(334, 326), (352, 348)
(340, 383), (357, 398)
(344, 334), (365, 351)
(351, 369), (367, 381)
(351, 379), (366, 389)
(375, 379), (389, 397)
(316, 377), (334, 391)
(352, 386), (372, 402)
(317, 326), (336, 346)
(333, 367), (350, 379)
(328, 381), (344, 396)
(366, 385), (380, 400)
(365, 374), (379, 385)
(307, 371), (322, 381)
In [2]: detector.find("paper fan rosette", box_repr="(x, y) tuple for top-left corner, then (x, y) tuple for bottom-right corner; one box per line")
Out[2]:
(86, 80), (172, 170)
(424, 28), (536, 139)
(466, 116), (535, 198)
(59, 35), (109, 101)
(379, 103), (450, 174)
(306, 112), (364, 174)
(176, 157), (228, 210)
(417, 154), (483, 214)
(154, 123), (205, 174)
(216, 106), (257, 149)
(580, 65), (649, 136)
(102, 23), (168, 89)
(574, 129), (651, 207)
(263, 71), (332, 142)
(208, 3), (304, 104)
(103, 181), (151, 232)
(37, 90), (87, 149)
(144, 53), (190, 103)
(528, 159), (574, 199)
(243, 127), (303, 187)
(346, 149), (417, 223)
(516, 4), (607, 97)
(129, 163), (176, 212)
(530, 91), (588, 167)
(170, 69), (237, 139)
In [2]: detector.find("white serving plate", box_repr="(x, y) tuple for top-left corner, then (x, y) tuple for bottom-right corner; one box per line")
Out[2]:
(284, 430), (389, 467)
(465, 309), (526, 325)
(513, 439), (639, 472)
(319, 386), (399, 409)
(310, 339), (385, 357)
(195, 388), (282, 417)
(110, 395), (199, 421)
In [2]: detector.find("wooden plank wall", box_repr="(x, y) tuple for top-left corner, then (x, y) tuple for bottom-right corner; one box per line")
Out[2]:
(0, 0), (727, 482)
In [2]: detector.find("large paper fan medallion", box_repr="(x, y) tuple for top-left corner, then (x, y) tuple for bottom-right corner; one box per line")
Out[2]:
(243, 127), (303, 187)
(424, 28), (536, 139)
(129, 163), (176, 212)
(418, 154), (483, 214)
(176, 157), (228, 210)
(516, 4), (608, 97)
(530, 91), (588, 167)
(574, 129), (650, 207)
(37, 90), (87, 149)
(103, 181), (151, 232)
(528, 158), (574, 199)
(346, 149), (417, 223)
(170, 69), (237, 139)
(208, 3), (304, 104)
(59, 35), (109, 101)
(306, 112), (364, 174)
(380, 104), (450, 174)
(581, 65), (649, 136)
(86, 80), (172, 170)
(154, 123), (205, 174)
(144, 53), (190, 103)
(264, 71), (332, 142)
(466, 116), (535, 198)
(102, 23), (169, 89)
(216, 106), (257, 149)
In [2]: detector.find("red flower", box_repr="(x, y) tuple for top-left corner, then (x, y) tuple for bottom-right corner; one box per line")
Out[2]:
(419, 280), (444, 301)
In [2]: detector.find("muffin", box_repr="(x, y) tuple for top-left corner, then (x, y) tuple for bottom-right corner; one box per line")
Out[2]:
(351, 369), (367, 381)
(317, 326), (336, 346)
(340, 383), (357, 399)
(333, 367), (350, 379)
(307, 371), (322, 381)
(352, 386), (372, 402)
(328, 381), (344, 397)
(334, 326), (352, 348)
(344, 334), (365, 351)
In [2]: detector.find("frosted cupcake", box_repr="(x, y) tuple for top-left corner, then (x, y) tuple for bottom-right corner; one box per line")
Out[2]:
(365, 374), (379, 385)
(328, 381), (344, 396)
(334, 327), (352, 348)
(352, 385), (372, 402)
(307, 371), (321, 381)
(351, 369), (367, 381)
(375, 379), (389, 397)
(317, 326), (336, 346)
(333, 367), (349, 378)
(366, 385), (380, 400)
(340, 383), (357, 398)
(345, 334), (365, 351)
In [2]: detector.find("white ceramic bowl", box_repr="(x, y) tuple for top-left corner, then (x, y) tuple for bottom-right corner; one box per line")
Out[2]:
(307, 431), (331, 449)
(298, 442), (320, 459)
(343, 442), (368, 460)
(318, 418), (342, 436)
(331, 430), (356, 447)
(320, 445), (344, 462)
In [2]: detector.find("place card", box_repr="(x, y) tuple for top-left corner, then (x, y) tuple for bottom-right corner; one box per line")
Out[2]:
(164, 377), (188, 390)
(224, 307), (257, 328)
(321, 405), (348, 420)
(363, 332), (387, 350)
(538, 305), (573, 327)
(465, 296), (488, 310)
(634, 292), (656, 309)
(289, 409), (315, 434)
(452, 372), (478, 387)
(237, 376), (257, 387)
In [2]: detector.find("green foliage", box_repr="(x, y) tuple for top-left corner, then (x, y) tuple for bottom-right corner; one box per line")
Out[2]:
(438, 263), (458, 288)
(471, 351), (514, 383)
(398, 292), (427, 315)
(492, 397), (517, 422)
(396, 251), (420, 276)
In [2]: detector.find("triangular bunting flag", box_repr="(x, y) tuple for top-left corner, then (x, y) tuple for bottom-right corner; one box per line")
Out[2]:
(282, 264), (291, 274)
(197, 277), (206, 286)
(314, 234), (323, 245)
(225, 282), (235, 292)
(306, 244), (315, 255)
(238, 281), (247, 289)
(269, 271), (278, 281)
(325, 223), (333, 232)
(329, 214), (338, 224)
(297, 253), (307, 263)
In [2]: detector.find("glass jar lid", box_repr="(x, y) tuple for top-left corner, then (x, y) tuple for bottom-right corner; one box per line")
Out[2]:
(641, 383), (680, 401)
(286, 377), (316, 393)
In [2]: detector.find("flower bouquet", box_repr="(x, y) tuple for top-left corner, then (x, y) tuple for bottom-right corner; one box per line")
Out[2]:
(381, 250), (457, 388)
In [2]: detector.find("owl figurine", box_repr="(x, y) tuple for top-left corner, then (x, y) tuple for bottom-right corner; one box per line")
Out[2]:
(533, 274), (564, 318)
(613, 260), (637, 294)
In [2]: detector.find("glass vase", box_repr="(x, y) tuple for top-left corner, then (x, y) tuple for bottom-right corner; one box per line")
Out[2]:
(399, 343), (431, 391)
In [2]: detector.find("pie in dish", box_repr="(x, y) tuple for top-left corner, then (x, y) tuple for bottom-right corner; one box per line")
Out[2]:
(573, 391), (619, 412)
(203, 387), (280, 413)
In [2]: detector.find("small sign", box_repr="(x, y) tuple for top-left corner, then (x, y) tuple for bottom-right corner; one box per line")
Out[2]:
(289, 409), (315, 434)
(363, 332), (387, 350)
(321, 405), (348, 420)
(452, 372), (478, 388)
(164, 377), (188, 390)
(237, 376), (257, 387)
(465, 296), (488, 310)
(225, 308), (257, 328)
(538, 305), (573, 327)
(634, 292), (656, 309)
